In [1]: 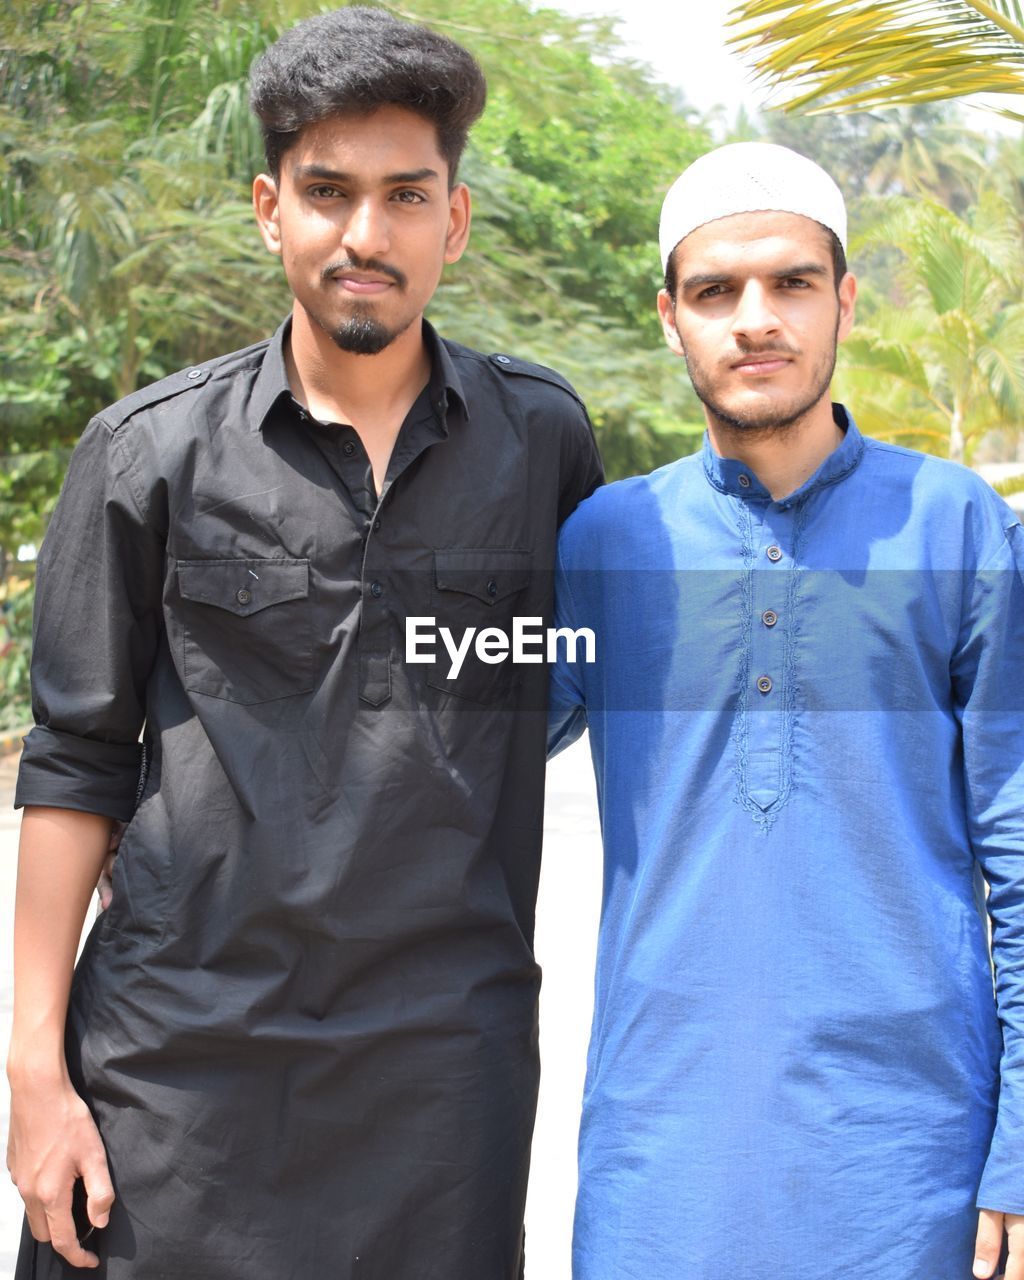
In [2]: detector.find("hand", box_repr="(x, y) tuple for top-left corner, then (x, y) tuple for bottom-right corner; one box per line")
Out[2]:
(7, 1070), (114, 1269)
(96, 822), (124, 912)
(975, 1208), (1024, 1279)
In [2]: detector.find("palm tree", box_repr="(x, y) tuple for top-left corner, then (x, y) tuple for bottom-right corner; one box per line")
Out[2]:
(857, 106), (987, 209)
(836, 192), (1024, 464)
(725, 0), (1024, 493)
(727, 0), (1024, 118)
(761, 103), (988, 210)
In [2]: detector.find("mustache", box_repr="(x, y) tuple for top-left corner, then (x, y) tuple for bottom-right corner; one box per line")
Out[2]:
(729, 339), (800, 360)
(321, 255), (406, 289)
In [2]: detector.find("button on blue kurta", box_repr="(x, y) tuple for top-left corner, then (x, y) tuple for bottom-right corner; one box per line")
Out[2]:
(550, 410), (1024, 1280)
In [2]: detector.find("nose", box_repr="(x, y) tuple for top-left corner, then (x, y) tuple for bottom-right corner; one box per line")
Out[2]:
(341, 197), (390, 261)
(731, 280), (781, 343)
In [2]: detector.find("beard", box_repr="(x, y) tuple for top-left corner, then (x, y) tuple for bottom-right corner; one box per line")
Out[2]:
(329, 311), (408, 356)
(684, 323), (839, 439)
(318, 254), (411, 356)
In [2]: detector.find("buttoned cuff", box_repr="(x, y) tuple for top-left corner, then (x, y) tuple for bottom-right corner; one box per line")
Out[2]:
(15, 725), (144, 822)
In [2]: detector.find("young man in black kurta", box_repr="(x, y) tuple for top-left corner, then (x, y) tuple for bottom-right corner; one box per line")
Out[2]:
(8, 10), (601, 1278)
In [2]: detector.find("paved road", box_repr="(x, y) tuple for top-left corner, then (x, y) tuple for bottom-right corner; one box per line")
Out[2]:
(0, 739), (603, 1279)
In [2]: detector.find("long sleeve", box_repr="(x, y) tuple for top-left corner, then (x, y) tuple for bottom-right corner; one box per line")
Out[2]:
(960, 523), (1024, 1210)
(547, 533), (589, 759)
(15, 416), (165, 822)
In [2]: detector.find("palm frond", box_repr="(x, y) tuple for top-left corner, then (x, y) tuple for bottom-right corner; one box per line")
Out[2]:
(854, 195), (1020, 315)
(727, 0), (1024, 115)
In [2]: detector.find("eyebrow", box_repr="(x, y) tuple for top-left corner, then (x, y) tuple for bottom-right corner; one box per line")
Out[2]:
(682, 263), (830, 291)
(292, 165), (442, 185)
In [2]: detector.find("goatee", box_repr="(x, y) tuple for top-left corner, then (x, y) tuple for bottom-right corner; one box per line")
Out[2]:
(330, 315), (396, 356)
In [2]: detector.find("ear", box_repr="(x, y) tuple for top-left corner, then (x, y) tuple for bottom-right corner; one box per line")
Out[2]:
(444, 183), (472, 265)
(253, 173), (282, 256)
(837, 271), (857, 343)
(658, 289), (685, 358)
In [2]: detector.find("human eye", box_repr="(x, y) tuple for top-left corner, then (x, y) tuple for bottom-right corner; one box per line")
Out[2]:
(779, 276), (811, 289)
(392, 188), (426, 204)
(696, 283), (727, 300)
(308, 184), (342, 199)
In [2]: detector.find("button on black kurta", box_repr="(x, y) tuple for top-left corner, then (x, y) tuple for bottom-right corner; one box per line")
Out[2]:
(15, 320), (602, 1280)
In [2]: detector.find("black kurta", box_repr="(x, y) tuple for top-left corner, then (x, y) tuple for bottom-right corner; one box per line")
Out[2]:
(15, 319), (602, 1279)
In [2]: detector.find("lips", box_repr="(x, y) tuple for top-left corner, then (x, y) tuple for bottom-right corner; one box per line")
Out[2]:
(322, 256), (406, 292)
(731, 354), (793, 375)
(330, 273), (394, 295)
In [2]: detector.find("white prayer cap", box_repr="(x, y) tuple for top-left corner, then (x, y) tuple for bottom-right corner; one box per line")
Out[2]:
(658, 141), (847, 270)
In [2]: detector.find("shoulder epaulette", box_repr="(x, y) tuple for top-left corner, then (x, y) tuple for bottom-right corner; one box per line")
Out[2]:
(101, 363), (214, 430)
(486, 353), (586, 410)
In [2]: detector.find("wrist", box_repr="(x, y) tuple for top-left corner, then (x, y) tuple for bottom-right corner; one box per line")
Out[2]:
(6, 1038), (70, 1090)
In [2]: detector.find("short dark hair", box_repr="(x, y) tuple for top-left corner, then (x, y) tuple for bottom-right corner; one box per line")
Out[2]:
(664, 224), (848, 298)
(249, 7), (487, 184)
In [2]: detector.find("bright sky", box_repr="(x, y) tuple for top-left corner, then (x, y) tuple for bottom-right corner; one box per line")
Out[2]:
(547, 0), (1019, 133)
(547, 0), (773, 118)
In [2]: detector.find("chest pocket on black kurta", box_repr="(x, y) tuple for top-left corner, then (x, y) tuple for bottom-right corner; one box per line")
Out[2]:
(175, 558), (313, 704)
(428, 549), (532, 702)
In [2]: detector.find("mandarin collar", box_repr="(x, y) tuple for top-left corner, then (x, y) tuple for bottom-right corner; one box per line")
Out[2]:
(701, 404), (865, 508)
(248, 316), (469, 434)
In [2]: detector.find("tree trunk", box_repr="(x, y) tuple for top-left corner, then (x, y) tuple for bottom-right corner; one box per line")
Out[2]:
(949, 403), (965, 464)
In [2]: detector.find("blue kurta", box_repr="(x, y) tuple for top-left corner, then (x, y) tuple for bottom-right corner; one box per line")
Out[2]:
(549, 409), (1024, 1280)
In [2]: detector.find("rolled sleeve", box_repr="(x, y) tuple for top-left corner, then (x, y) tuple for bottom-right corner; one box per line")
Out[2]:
(15, 726), (145, 821)
(15, 416), (164, 822)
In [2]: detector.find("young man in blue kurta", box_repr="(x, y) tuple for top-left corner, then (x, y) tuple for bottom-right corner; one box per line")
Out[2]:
(549, 143), (1024, 1280)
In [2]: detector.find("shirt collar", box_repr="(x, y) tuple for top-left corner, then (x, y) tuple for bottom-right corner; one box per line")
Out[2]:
(421, 319), (470, 435)
(701, 404), (865, 507)
(248, 315), (469, 434)
(247, 317), (292, 432)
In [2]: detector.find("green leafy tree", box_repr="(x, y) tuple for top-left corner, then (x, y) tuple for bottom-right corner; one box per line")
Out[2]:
(723, 0), (1024, 479)
(1, 0), (292, 567)
(763, 104), (988, 211)
(423, 12), (710, 477)
(1, 0), (713, 717)
(836, 191), (1024, 463)
(1, 0), (710, 571)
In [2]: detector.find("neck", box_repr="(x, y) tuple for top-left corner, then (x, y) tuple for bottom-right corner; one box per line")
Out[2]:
(285, 304), (431, 429)
(706, 397), (843, 501)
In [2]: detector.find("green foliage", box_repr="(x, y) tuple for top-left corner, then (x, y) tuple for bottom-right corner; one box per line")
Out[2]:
(388, 0), (710, 470)
(2, 0), (1021, 637)
(836, 191), (1024, 460)
(761, 104), (989, 212)
(719, 0), (1024, 468)
(0, 574), (33, 729)
(0, 0), (711, 574)
(1, 0), (293, 559)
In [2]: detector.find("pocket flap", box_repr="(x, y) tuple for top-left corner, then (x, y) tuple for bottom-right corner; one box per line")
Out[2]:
(433, 550), (530, 605)
(177, 559), (309, 617)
